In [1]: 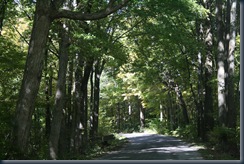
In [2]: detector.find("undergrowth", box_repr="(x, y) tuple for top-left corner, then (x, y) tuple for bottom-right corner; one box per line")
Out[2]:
(146, 119), (240, 160)
(73, 134), (129, 160)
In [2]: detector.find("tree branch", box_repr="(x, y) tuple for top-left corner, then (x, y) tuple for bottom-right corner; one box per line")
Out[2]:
(113, 19), (144, 43)
(51, 0), (131, 20)
(13, 26), (29, 45)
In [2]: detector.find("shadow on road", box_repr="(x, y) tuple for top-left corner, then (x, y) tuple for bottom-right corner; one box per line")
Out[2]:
(96, 133), (203, 160)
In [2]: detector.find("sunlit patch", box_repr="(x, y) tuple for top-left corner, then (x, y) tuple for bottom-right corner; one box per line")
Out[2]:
(79, 123), (84, 129)
(49, 147), (57, 159)
(26, 88), (31, 94)
(55, 89), (62, 99)
(140, 145), (201, 153)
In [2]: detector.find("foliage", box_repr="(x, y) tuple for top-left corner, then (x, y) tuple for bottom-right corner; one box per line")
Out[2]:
(208, 127), (240, 153)
(0, 34), (25, 159)
(197, 126), (240, 160)
(147, 119), (169, 134)
(0, 0), (240, 160)
(171, 125), (198, 141)
(98, 111), (116, 136)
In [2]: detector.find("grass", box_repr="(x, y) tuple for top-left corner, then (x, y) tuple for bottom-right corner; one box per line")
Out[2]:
(78, 134), (129, 160)
(69, 128), (240, 160)
(198, 147), (240, 160)
(171, 134), (240, 160)
(142, 125), (240, 160)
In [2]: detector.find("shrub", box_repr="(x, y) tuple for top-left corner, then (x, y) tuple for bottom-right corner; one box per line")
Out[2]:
(147, 119), (169, 134)
(208, 126), (239, 156)
(170, 125), (197, 141)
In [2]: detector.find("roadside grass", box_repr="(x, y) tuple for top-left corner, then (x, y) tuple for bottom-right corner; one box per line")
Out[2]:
(197, 147), (239, 160)
(76, 134), (129, 160)
(73, 127), (239, 160)
(142, 125), (240, 160)
(178, 134), (239, 160)
(170, 132), (240, 160)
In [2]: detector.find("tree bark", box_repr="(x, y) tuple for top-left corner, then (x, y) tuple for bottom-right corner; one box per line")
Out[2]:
(13, 0), (52, 156)
(89, 66), (94, 139)
(216, 0), (227, 127)
(66, 53), (74, 151)
(116, 103), (121, 132)
(167, 91), (173, 130)
(44, 51), (53, 138)
(93, 60), (100, 136)
(73, 53), (84, 154)
(174, 85), (189, 125)
(49, 22), (69, 160)
(51, 0), (131, 20)
(14, 0), (130, 156)
(226, 0), (237, 128)
(92, 59), (105, 136)
(185, 56), (202, 136)
(159, 102), (163, 122)
(139, 99), (145, 129)
(202, 0), (214, 138)
(0, 0), (7, 35)
(80, 59), (93, 147)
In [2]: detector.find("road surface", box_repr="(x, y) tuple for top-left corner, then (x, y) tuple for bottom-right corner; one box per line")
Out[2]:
(96, 132), (203, 160)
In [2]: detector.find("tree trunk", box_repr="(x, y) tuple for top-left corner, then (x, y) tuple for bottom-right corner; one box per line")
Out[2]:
(13, 0), (52, 156)
(160, 103), (163, 122)
(58, 115), (68, 159)
(49, 22), (69, 160)
(195, 15), (205, 139)
(197, 53), (204, 139)
(73, 53), (84, 154)
(226, 0), (237, 128)
(89, 66), (94, 139)
(204, 56), (214, 131)
(216, 0), (227, 127)
(80, 60), (93, 148)
(0, 0), (7, 35)
(13, 0), (130, 157)
(93, 61), (100, 137)
(93, 59), (105, 136)
(44, 51), (53, 138)
(116, 103), (121, 132)
(174, 85), (189, 125)
(128, 101), (132, 127)
(67, 53), (74, 151)
(167, 91), (174, 130)
(139, 99), (145, 129)
(203, 0), (215, 139)
(185, 56), (201, 134)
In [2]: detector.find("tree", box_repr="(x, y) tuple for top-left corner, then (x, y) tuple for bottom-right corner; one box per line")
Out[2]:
(0, 0), (239, 159)
(0, 0), (7, 35)
(92, 59), (106, 136)
(49, 21), (69, 160)
(216, 0), (227, 127)
(202, 0), (215, 139)
(13, 1), (53, 156)
(139, 98), (145, 128)
(226, 0), (237, 129)
(13, 0), (131, 156)
(216, 0), (237, 128)
(0, 31), (25, 160)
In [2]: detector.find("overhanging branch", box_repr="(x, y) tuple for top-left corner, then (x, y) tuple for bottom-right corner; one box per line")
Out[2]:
(51, 0), (131, 20)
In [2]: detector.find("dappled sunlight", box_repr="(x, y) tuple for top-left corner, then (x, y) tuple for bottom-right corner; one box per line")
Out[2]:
(97, 133), (204, 160)
(2, 0), (239, 160)
(140, 145), (201, 153)
(55, 89), (62, 99)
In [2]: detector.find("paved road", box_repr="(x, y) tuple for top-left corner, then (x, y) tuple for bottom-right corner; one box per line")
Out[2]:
(96, 132), (203, 160)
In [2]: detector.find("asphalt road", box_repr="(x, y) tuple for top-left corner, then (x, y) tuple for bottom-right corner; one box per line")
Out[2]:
(96, 132), (203, 160)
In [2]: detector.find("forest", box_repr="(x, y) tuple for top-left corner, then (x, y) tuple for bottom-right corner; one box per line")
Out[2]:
(0, 0), (241, 160)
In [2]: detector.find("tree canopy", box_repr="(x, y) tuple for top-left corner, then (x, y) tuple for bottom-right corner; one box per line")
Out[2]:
(0, 0), (240, 160)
